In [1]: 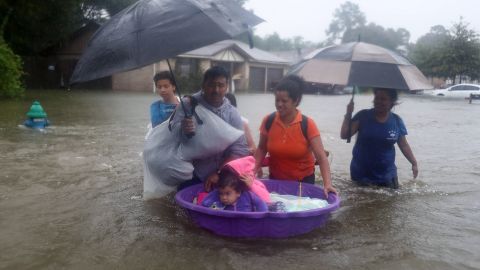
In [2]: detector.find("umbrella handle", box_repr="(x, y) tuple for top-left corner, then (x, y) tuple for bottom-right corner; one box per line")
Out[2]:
(184, 115), (195, 139)
(166, 59), (196, 138)
(346, 87), (356, 143)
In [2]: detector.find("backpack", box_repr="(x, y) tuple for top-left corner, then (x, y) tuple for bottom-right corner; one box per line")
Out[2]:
(264, 112), (309, 141)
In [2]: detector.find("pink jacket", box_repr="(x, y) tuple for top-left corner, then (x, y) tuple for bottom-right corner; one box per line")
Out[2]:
(224, 156), (271, 203)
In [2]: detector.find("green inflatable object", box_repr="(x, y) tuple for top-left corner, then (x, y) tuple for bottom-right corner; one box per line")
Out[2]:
(26, 101), (47, 118)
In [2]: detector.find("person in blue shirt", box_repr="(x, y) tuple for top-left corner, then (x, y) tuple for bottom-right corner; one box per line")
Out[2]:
(150, 71), (179, 128)
(340, 88), (418, 188)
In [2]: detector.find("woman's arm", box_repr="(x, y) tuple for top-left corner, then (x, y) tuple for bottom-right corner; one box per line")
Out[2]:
(253, 133), (268, 178)
(310, 135), (337, 196)
(340, 116), (359, 139)
(397, 136), (418, 179)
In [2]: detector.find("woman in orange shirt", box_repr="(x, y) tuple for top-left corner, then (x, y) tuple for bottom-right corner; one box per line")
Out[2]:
(254, 75), (337, 197)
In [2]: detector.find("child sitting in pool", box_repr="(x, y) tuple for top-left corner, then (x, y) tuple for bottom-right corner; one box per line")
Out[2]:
(201, 156), (269, 212)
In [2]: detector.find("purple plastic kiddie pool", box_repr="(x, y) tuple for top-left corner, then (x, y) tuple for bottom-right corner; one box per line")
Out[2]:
(175, 179), (340, 238)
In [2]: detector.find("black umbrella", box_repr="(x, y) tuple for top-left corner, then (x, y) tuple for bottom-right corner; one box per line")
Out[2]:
(70, 0), (263, 83)
(289, 42), (432, 143)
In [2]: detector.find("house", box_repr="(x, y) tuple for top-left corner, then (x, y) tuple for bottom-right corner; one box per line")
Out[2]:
(25, 21), (111, 89)
(112, 40), (291, 92)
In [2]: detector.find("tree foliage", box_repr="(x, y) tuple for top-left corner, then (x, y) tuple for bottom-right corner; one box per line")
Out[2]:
(326, 1), (366, 44)
(325, 1), (410, 52)
(0, 12), (24, 99)
(445, 20), (480, 81)
(409, 19), (480, 82)
(0, 0), (137, 55)
(0, 40), (24, 98)
(236, 31), (317, 51)
(343, 23), (410, 51)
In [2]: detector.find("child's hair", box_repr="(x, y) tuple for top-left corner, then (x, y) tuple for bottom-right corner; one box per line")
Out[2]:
(225, 92), (237, 107)
(217, 167), (247, 193)
(153, 70), (176, 86)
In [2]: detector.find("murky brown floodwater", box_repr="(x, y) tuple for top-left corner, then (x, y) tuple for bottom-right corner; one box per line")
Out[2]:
(1, 89), (479, 270)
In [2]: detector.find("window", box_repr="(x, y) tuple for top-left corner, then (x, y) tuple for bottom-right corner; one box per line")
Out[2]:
(175, 58), (198, 77)
(450, 85), (464, 91)
(464, 85), (480, 91)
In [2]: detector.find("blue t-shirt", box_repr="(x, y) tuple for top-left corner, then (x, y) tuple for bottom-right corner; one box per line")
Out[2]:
(350, 109), (407, 185)
(150, 100), (177, 128)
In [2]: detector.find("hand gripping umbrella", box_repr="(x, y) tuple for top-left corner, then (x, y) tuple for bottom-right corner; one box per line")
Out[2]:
(70, 0), (263, 136)
(289, 41), (433, 142)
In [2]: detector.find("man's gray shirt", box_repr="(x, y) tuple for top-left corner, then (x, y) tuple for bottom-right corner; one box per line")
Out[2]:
(170, 91), (250, 181)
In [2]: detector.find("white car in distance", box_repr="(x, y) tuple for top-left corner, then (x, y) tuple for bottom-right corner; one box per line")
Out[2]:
(431, 84), (480, 98)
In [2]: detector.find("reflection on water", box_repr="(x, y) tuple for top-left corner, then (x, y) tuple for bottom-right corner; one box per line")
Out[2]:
(1, 90), (479, 269)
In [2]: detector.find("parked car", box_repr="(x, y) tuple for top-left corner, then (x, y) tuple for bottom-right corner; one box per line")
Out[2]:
(431, 84), (480, 98)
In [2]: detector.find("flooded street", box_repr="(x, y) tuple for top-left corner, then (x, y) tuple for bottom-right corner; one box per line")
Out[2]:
(1, 89), (479, 269)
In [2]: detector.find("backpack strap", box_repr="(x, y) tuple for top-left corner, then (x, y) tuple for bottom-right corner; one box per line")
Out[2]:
(265, 112), (276, 132)
(300, 114), (308, 141)
(265, 112), (309, 141)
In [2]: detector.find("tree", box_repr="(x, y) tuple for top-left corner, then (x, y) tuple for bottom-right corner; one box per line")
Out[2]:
(409, 20), (480, 83)
(236, 31), (317, 52)
(444, 19), (480, 82)
(325, 1), (366, 44)
(326, 2), (410, 51)
(0, 11), (24, 99)
(342, 23), (411, 52)
(0, 0), (137, 55)
(409, 25), (451, 78)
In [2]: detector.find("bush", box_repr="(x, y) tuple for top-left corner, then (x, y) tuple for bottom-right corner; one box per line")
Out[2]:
(0, 39), (24, 99)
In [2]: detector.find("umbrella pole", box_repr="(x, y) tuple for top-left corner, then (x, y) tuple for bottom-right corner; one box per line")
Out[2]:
(346, 86), (356, 143)
(166, 59), (195, 138)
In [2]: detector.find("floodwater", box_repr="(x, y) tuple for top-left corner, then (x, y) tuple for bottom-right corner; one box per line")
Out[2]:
(1, 89), (479, 270)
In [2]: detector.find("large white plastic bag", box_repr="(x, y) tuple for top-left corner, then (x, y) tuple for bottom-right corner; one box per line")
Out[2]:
(178, 105), (244, 160)
(143, 120), (194, 200)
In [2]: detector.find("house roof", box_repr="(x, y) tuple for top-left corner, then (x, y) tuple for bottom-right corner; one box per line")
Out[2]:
(270, 47), (321, 65)
(41, 21), (100, 57)
(179, 40), (290, 65)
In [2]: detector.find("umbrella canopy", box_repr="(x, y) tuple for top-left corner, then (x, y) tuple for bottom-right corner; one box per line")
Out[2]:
(71, 0), (263, 83)
(289, 42), (432, 90)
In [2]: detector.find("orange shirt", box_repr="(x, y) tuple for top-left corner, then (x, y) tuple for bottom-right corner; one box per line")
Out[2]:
(260, 110), (320, 181)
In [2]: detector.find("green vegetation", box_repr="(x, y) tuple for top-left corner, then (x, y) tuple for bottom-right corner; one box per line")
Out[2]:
(325, 1), (410, 52)
(240, 1), (412, 52)
(1, 0), (478, 90)
(0, 0), (137, 56)
(0, 39), (24, 99)
(0, 11), (24, 99)
(409, 19), (480, 83)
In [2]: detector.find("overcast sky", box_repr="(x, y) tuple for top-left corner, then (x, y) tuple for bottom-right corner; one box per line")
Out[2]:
(244, 0), (480, 43)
